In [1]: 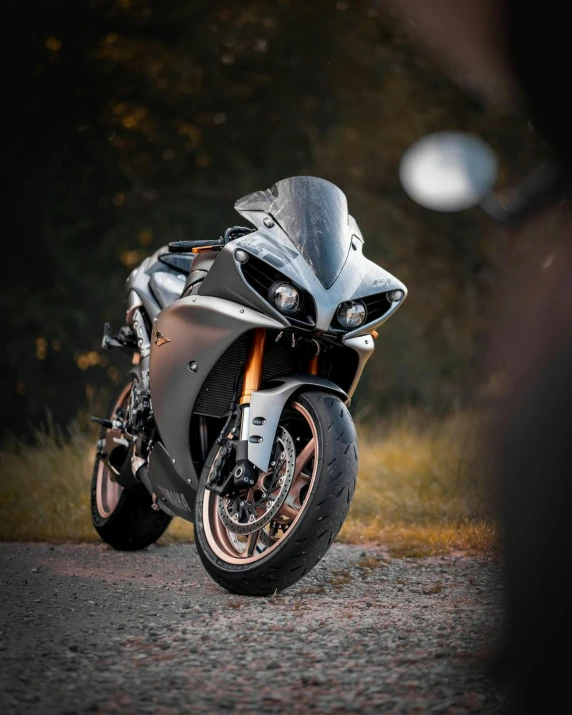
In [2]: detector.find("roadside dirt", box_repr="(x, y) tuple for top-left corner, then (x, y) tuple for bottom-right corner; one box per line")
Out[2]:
(0, 543), (505, 713)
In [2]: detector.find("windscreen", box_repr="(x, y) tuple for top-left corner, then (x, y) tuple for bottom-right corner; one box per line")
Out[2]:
(235, 176), (352, 288)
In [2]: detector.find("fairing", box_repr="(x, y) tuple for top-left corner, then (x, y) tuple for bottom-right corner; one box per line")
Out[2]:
(200, 220), (406, 338)
(228, 175), (407, 338)
(149, 295), (284, 490)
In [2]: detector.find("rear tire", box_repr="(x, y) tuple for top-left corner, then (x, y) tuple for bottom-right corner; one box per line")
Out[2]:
(194, 390), (358, 595)
(90, 371), (172, 551)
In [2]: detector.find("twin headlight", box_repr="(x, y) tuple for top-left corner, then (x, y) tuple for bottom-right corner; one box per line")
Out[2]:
(336, 301), (366, 329)
(270, 281), (405, 330)
(270, 282), (301, 315)
(271, 285), (368, 329)
(336, 290), (404, 330)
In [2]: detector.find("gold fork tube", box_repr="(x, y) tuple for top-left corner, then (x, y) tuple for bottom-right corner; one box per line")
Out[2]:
(308, 354), (319, 375)
(240, 329), (266, 405)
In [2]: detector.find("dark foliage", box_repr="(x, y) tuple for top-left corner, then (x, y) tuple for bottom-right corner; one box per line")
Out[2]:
(1, 0), (544, 437)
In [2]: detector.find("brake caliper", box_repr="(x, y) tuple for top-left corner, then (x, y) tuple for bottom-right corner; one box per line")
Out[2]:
(206, 440), (235, 496)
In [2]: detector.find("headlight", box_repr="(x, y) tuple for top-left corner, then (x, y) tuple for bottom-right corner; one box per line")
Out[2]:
(271, 282), (300, 314)
(386, 289), (404, 303)
(336, 300), (366, 329)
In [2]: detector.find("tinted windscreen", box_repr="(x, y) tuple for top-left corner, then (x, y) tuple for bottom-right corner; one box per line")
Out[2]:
(235, 176), (351, 288)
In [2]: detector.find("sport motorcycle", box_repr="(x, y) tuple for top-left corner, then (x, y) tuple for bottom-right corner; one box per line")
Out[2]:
(91, 176), (407, 595)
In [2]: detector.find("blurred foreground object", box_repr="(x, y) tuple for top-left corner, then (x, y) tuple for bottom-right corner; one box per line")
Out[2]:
(393, 0), (572, 712)
(400, 130), (569, 223)
(399, 132), (498, 212)
(390, 0), (518, 107)
(490, 229), (572, 714)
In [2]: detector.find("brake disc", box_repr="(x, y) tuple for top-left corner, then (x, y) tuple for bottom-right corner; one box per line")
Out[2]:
(218, 426), (296, 535)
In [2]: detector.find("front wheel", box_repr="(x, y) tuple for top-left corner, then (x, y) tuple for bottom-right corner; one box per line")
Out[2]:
(194, 391), (358, 596)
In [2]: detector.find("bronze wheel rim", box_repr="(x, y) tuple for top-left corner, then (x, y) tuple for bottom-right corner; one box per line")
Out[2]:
(203, 401), (318, 565)
(95, 382), (131, 519)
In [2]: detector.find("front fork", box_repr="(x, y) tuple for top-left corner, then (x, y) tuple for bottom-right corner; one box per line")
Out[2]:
(232, 328), (267, 487)
(239, 327), (267, 439)
(232, 329), (319, 487)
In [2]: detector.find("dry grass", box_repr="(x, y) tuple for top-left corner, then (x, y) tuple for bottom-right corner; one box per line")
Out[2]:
(339, 410), (498, 556)
(0, 422), (194, 544)
(0, 411), (498, 556)
(0, 424), (96, 543)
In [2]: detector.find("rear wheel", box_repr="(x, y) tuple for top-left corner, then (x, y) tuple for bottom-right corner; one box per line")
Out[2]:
(194, 391), (358, 595)
(91, 372), (172, 550)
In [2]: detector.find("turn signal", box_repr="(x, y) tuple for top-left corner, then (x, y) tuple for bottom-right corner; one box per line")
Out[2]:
(386, 289), (405, 303)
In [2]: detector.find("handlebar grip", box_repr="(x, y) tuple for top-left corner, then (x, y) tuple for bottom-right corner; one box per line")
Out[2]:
(168, 240), (221, 253)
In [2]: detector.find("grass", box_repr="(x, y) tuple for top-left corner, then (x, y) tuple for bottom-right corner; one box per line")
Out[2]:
(0, 411), (497, 556)
(339, 410), (497, 556)
(339, 412), (498, 557)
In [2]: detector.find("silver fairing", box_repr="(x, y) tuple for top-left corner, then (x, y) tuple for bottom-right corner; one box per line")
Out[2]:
(237, 176), (407, 335)
(239, 226), (404, 337)
(149, 296), (284, 489)
(199, 191), (406, 339)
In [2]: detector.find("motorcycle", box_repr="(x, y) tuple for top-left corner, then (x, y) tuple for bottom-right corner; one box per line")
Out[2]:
(90, 176), (407, 595)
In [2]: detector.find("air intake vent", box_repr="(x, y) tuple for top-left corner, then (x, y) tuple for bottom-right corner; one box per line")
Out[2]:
(361, 293), (392, 325)
(240, 254), (279, 297)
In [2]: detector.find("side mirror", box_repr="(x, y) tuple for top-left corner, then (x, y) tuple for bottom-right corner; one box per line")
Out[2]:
(399, 132), (498, 212)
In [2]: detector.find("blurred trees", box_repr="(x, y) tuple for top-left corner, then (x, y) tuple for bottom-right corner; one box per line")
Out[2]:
(2, 0), (545, 437)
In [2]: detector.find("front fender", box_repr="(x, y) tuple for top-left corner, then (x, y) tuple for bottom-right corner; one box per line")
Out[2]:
(247, 375), (348, 471)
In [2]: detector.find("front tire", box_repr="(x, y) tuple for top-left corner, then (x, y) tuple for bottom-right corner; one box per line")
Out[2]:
(194, 391), (358, 595)
(91, 371), (172, 551)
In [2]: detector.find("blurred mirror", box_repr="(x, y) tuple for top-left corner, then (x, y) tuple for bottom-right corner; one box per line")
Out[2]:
(399, 131), (498, 211)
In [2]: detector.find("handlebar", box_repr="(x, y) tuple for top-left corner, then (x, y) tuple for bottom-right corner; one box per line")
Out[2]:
(168, 239), (223, 253)
(168, 227), (255, 253)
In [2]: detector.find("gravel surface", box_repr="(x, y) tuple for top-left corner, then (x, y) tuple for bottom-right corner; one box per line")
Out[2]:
(0, 543), (505, 714)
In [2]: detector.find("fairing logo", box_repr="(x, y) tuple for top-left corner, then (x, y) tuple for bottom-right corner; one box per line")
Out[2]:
(153, 329), (171, 347)
(157, 486), (191, 513)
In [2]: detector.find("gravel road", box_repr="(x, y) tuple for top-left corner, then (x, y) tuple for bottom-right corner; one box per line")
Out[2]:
(0, 543), (505, 714)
